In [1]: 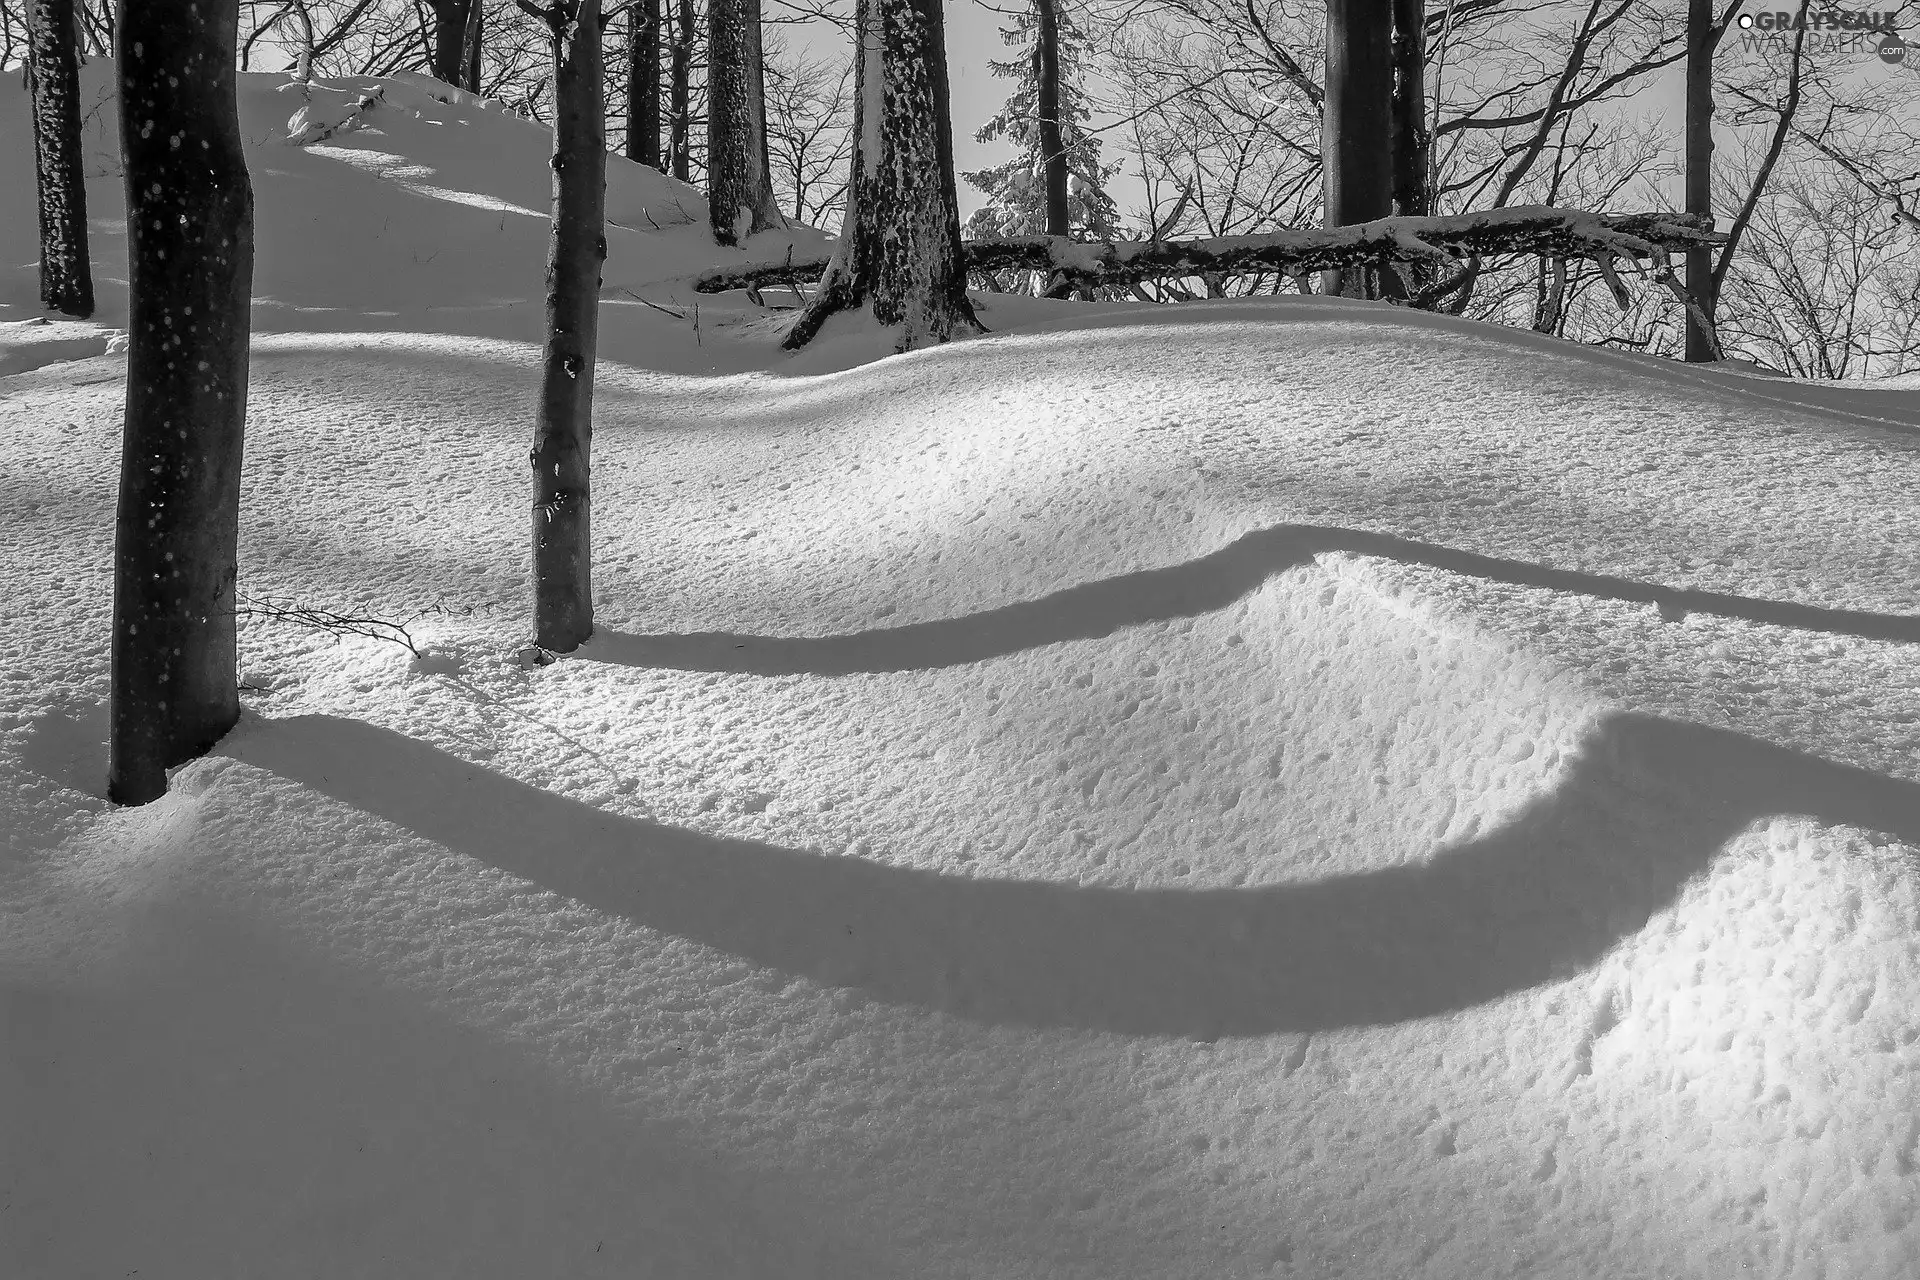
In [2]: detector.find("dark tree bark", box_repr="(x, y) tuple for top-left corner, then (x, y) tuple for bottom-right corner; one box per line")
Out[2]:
(1684, 0), (1729, 362)
(783, 0), (978, 351)
(1389, 0), (1428, 218)
(1321, 0), (1396, 298)
(516, 0), (607, 653)
(464, 0), (483, 91)
(26, 0), (94, 318)
(1034, 0), (1067, 238)
(627, 0), (662, 167)
(110, 0), (254, 805)
(706, 0), (784, 244)
(669, 0), (693, 180)
(427, 0), (475, 87)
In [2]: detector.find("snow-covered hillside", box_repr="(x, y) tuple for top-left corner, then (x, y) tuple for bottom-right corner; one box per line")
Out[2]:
(4, 63), (1919, 1280)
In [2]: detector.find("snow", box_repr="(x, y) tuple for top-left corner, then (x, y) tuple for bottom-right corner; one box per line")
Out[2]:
(4, 62), (1920, 1280)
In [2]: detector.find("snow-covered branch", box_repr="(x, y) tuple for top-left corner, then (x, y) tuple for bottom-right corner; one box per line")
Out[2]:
(692, 208), (1724, 301)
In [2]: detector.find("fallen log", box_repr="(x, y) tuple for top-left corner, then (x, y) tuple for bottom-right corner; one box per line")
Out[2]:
(691, 207), (1723, 305)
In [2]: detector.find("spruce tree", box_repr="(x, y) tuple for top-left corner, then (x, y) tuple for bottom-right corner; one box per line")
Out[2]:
(962, 0), (1117, 248)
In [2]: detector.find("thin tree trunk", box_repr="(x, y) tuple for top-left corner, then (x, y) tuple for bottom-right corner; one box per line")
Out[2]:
(1389, 0), (1428, 217)
(707, 0), (784, 243)
(28, 0), (93, 318)
(628, 0), (661, 167)
(1684, 0), (1718, 362)
(669, 0), (693, 180)
(1035, 0), (1067, 237)
(1322, 0), (1396, 298)
(783, 0), (977, 351)
(522, 0), (606, 653)
(110, 0), (254, 805)
(464, 0), (483, 91)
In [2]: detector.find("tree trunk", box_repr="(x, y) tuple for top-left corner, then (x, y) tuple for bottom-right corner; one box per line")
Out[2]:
(527, 0), (606, 653)
(1684, 0), (1717, 362)
(428, 0), (472, 86)
(669, 0), (693, 180)
(1389, 0), (1428, 217)
(627, 0), (661, 168)
(27, 0), (93, 318)
(464, 0), (483, 92)
(110, 0), (253, 805)
(783, 0), (977, 351)
(1321, 0), (1396, 298)
(1035, 0), (1067, 237)
(707, 0), (784, 244)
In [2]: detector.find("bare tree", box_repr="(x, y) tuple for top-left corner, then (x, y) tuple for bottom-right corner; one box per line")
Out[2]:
(670, 0), (694, 177)
(1322, 0), (1396, 296)
(1390, 0), (1428, 218)
(782, 0), (977, 350)
(110, 0), (254, 805)
(627, 0), (663, 166)
(26, 0), (93, 318)
(762, 37), (852, 226)
(426, 0), (478, 86)
(515, 0), (606, 653)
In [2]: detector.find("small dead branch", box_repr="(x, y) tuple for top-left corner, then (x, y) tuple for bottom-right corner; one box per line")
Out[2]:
(237, 595), (489, 660)
(617, 286), (688, 320)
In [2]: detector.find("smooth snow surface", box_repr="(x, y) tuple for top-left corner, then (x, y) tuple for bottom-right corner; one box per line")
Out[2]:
(5, 64), (1920, 1280)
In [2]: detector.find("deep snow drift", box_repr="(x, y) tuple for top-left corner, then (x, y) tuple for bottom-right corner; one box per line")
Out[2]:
(3, 62), (1920, 1280)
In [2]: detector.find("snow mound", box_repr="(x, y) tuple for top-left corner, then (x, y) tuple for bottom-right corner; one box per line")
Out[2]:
(0, 60), (826, 350)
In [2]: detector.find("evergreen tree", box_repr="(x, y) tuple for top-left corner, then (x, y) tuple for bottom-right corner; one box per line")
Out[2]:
(962, 0), (1117, 244)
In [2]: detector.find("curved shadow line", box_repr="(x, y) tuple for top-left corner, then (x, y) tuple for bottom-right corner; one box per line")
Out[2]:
(583, 523), (1919, 677)
(229, 713), (1920, 1038)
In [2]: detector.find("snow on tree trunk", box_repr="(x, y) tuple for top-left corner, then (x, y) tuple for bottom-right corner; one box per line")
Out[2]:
(669, 0), (693, 180)
(109, 0), (253, 805)
(784, 0), (977, 352)
(526, 0), (606, 654)
(27, 0), (93, 318)
(706, 0), (785, 245)
(627, 0), (662, 168)
(1322, 0), (1397, 298)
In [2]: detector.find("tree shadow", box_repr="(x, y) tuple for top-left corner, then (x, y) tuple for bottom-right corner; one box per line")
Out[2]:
(228, 712), (1920, 1039)
(582, 523), (1919, 677)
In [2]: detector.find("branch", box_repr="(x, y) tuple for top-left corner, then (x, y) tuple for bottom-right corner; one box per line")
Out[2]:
(694, 208), (1724, 296)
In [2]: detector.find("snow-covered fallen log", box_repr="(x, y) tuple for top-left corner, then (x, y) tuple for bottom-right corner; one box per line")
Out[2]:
(691, 207), (1723, 302)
